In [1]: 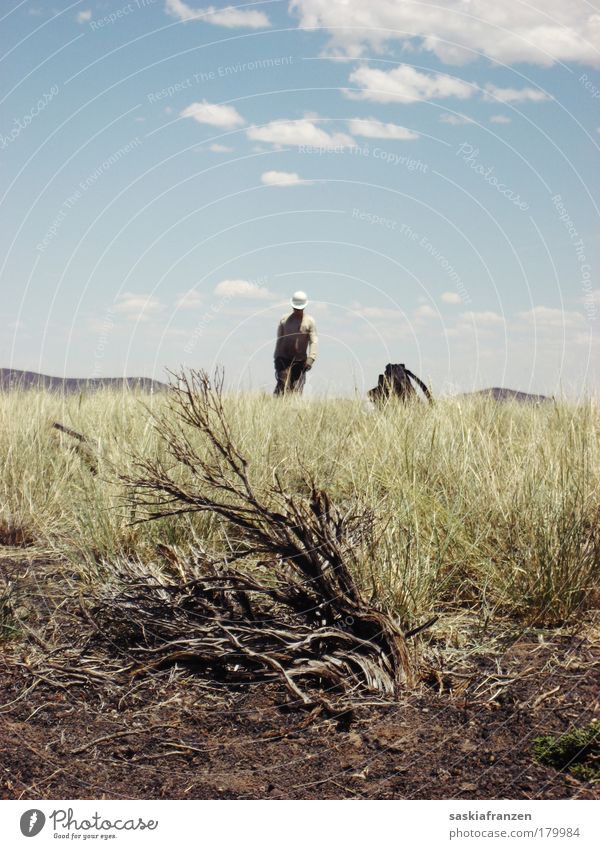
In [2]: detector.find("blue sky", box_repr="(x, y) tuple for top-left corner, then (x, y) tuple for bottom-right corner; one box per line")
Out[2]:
(1, 0), (598, 396)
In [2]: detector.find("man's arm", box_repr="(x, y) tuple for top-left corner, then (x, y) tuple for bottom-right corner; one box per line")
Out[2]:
(306, 318), (318, 366)
(274, 318), (285, 359)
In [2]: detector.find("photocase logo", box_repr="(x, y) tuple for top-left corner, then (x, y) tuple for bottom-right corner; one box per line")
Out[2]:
(19, 810), (46, 837)
(18, 806), (158, 839)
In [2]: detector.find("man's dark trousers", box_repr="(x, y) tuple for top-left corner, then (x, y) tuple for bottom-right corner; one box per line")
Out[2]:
(274, 357), (308, 395)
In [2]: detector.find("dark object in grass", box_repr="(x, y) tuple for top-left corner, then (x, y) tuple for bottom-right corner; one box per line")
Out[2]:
(369, 363), (432, 405)
(52, 422), (88, 443)
(533, 722), (599, 782)
(112, 368), (415, 712)
(0, 518), (34, 548)
(52, 421), (98, 475)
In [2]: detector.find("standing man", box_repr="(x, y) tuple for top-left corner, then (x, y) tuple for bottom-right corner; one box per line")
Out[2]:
(274, 291), (319, 395)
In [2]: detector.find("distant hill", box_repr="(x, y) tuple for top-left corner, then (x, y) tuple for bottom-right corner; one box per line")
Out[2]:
(0, 368), (166, 393)
(0, 370), (553, 402)
(465, 387), (551, 403)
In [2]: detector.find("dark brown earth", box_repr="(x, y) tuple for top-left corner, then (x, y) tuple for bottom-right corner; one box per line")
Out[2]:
(1, 553), (598, 801)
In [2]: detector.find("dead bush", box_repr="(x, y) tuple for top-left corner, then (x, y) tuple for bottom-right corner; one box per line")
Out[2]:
(98, 369), (417, 710)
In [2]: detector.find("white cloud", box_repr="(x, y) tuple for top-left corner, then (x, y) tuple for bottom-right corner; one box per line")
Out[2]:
(439, 113), (475, 125)
(162, 326), (190, 340)
(460, 310), (505, 325)
(289, 0), (600, 67)
(165, 0), (270, 28)
(517, 306), (585, 328)
(582, 289), (600, 304)
(205, 5), (270, 28)
(356, 305), (406, 321)
(180, 100), (245, 128)
(346, 65), (474, 103)
(489, 114), (512, 124)
(347, 117), (419, 140)
(573, 330), (597, 348)
(483, 84), (550, 103)
(247, 118), (353, 148)
(443, 309), (505, 337)
(214, 279), (276, 299)
(441, 291), (462, 304)
(76, 10), (92, 23)
(415, 304), (437, 319)
(113, 293), (163, 322)
(175, 290), (204, 309)
(209, 143), (234, 152)
(261, 170), (308, 186)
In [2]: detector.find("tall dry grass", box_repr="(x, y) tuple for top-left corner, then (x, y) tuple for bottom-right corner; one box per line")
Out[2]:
(0, 387), (598, 628)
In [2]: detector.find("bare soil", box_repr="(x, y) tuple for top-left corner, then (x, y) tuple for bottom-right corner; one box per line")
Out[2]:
(1, 553), (598, 800)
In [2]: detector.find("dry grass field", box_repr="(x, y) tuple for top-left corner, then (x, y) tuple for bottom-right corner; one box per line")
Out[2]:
(0, 377), (598, 799)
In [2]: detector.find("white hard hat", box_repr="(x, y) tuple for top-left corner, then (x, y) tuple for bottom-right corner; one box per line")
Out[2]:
(291, 290), (309, 310)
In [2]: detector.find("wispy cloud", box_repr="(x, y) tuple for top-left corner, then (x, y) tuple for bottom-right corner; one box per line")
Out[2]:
(247, 118), (353, 148)
(517, 306), (585, 328)
(443, 309), (505, 337)
(461, 310), (505, 325)
(347, 117), (419, 140)
(483, 84), (550, 103)
(214, 279), (276, 299)
(415, 304), (437, 319)
(208, 143), (234, 152)
(346, 65), (475, 103)
(346, 66), (550, 108)
(354, 305), (406, 321)
(180, 100), (245, 128)
(441, 292), (462, 304)
(261, 170), (308, 187)
(439, 113), (475, 125)
(489, 114), (512, 124)
(113, 293), (163, 322)
(76, 10), (92, 23)
(175, 290), (204, 309)
(165, 1), (270, 28)
(581, 289), (600, 304)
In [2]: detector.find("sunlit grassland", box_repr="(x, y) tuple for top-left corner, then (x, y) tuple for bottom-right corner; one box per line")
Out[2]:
(0, 388), (598, 630)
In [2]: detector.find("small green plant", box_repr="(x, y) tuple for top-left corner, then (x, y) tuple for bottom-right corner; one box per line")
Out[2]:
(533, 722), (600, 781)
(0, 589), (20, 643)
